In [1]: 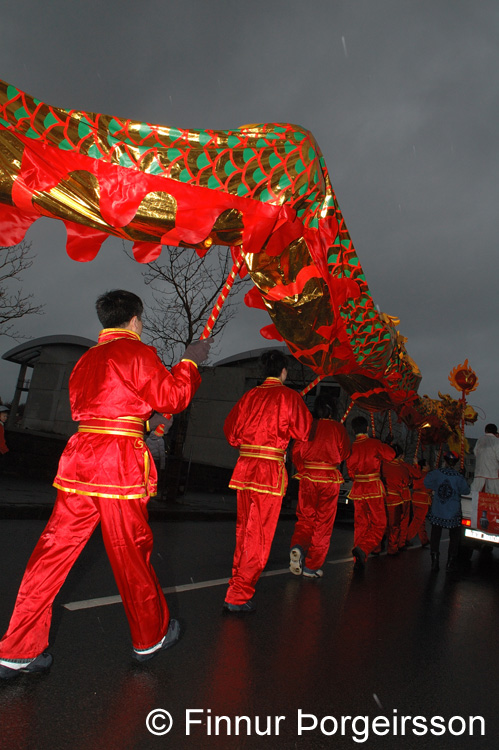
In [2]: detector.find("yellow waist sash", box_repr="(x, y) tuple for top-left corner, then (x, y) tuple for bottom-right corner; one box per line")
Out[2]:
(78, 416), (145, 438)
(303, 461), (339, 472)
(239, 444), (286, 462)
(354, 473), (381, 482)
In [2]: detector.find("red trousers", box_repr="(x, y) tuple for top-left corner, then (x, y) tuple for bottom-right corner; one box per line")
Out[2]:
(398, 501), (411, 548)
(225, 489), (282, 605)
(406, 503), (429, 544)
(0, 490), (169, 660)
(386, 503), (402, 554)
(353, 496), (387, 557)
(290, 479), (341, 570)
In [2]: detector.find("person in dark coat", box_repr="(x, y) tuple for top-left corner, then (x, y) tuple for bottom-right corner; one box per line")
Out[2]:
(424, 452), (470, 572)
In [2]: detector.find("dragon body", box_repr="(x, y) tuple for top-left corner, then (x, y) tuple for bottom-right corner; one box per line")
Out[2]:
(0, 79), (469, 437)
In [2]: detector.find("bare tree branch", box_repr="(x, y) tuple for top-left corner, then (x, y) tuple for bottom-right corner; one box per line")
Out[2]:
(0, 241), (44, 339)
(123, 243), (249, 366)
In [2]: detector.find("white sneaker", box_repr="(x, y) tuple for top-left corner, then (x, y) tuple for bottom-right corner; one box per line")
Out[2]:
(302, 567), (323, 578)
(289, 546), (304, 575)
(133, 619), (180, 662)
(0, 652), (53, 680)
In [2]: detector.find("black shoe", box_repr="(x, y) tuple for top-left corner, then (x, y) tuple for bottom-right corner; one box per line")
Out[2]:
(133, 618), (181, 662)
(430, 552), (440, 572)
(223, 599), (256, 614)
(446, 555), (458, 574)
(352, 546), (366, 570)
(0, 652), (53, 681)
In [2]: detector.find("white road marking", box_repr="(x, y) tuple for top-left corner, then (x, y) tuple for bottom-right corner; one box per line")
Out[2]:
(373, 693), (384, 710)
(63, 546), (427, 612)
(63, 576), (231, 611)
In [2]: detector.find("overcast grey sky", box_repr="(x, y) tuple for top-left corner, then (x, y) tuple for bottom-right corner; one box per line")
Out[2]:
(1, 0), (497, 436)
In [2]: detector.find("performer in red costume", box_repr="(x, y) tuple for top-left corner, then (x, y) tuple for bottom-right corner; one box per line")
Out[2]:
(346, 416), (395, 569)
(289, 395), (351, 578)
(381, 445), (418, 554)
(223, 350), (312, 612)
(0, 405), (9, 455)
(0, 290), (209, 680)
(398, 457), (420, 549)
(406, 459), (431, 546)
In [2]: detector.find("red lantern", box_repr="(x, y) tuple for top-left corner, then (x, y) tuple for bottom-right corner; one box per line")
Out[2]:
(448, 359), (478, 394)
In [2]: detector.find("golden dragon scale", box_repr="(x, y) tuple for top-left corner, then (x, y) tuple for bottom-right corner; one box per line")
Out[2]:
(0, 79), (428, 421)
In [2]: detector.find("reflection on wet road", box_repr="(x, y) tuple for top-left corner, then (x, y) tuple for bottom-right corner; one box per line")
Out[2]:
(0, 518), (498, 749)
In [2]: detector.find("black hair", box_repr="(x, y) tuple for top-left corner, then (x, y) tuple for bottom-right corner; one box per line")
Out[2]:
(313, 394), (337, 420)
(392, 443), (403, 458)
(351, 415), (368, 434)
(261, 349), (288, 379)
(443, 452), (459, 467)
(485, 423), (497, 434)
(96, 290), (144, 329)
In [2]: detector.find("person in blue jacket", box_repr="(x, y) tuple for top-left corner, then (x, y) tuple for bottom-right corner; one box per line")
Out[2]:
(424, 452), (470, 573)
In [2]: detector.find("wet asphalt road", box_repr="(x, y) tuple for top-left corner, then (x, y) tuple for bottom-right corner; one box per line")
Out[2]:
(0, 513), (498, 750)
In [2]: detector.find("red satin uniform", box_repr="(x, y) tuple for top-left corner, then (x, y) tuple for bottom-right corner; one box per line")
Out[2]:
(398, 461), (419, 548)
(347, 435), (395, 558)
(224, 377), (312, 604)
(406, 466), (431, 545)
(0, 423), (8, 454)
(290, 419), (351, 570)
(0, 328), (201, 661)
(382, 458), (416, 553)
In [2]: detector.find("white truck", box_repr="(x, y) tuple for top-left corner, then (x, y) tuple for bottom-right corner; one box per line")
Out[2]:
(461, 492), (499, 555)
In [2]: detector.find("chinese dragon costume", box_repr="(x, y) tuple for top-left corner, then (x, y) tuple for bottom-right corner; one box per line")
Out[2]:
(0, 79), (476, 438)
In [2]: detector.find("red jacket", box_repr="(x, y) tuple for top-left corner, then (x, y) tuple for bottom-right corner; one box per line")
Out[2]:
(54, 328), (201, 499)
(411, 466), (432, 505)
(347, 435), (395, 500)
(293, 419), (351, 484)
(382, 458), (418, 505)
(0, 423), (8, 455)
(224, 377), (312, 495)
